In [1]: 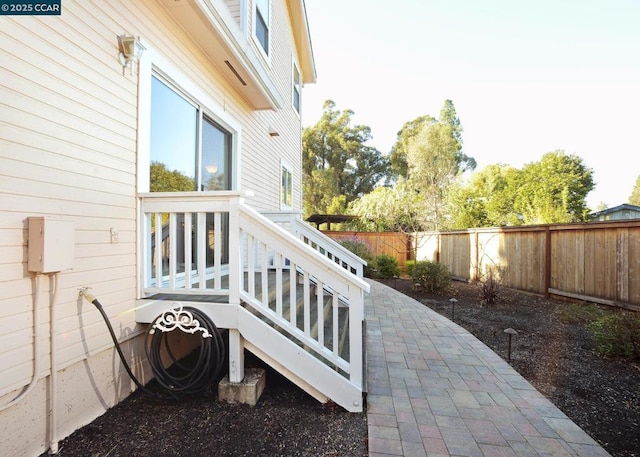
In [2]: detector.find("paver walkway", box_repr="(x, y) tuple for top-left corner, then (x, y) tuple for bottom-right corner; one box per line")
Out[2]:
(364, 279), (611, 457)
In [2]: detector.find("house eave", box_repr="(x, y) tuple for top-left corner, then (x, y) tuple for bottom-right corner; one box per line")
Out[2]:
(287, 0), (317, 84)
(158, 0), (284, 110)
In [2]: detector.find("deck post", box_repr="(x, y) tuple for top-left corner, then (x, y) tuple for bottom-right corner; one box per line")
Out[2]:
(228, 329), (245, 383)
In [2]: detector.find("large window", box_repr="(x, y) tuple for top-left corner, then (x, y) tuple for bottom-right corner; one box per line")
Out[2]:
(254, 0), (270, 56)
(150, 75), (232, 192)
(149, 75), (233, 278)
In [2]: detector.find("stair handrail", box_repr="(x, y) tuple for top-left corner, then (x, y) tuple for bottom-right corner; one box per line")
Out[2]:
(238, 203), (369, 389)
(262, 211), (367, 278)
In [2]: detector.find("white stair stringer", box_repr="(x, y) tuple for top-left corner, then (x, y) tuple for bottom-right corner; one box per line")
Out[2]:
(236, 306), (364, 412)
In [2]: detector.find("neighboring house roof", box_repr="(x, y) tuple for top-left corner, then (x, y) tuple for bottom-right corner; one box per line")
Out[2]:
(590, 204), (640, 220)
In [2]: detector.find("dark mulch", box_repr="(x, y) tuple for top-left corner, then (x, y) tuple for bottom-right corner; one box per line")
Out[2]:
(47, 353), (368, 457)
(380, 277), (640, 457)
(46, 279), (640, 456)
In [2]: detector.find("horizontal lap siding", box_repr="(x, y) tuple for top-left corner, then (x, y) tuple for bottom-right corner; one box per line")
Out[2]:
(1, 0), (308, 454)
(0, 0), (139, 405)
(243, 0), (304, 211)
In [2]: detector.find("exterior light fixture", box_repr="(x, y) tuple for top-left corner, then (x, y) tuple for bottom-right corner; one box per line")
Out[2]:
(117, 34), (145, 76)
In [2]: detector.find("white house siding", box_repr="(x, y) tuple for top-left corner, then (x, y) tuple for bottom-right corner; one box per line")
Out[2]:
(240, 0), (305, 212)
(0, 0), (309, 455)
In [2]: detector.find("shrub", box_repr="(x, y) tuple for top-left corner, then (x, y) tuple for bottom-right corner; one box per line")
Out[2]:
(558, 303), (605, 324)
(410, 260), (451, 293)
(338, 239), (376, 277)
(374, 255), (400, 279)
(404, 260), (416, 277)
(588, 312), (640, 360)
(477, 267), (504, 306)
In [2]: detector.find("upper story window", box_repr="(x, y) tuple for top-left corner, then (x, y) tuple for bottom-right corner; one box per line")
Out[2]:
(254, 0), (270, 56)
(150, 75), (232, 192)
(293, 62), (301, 114)
(281, 163), (293, 208)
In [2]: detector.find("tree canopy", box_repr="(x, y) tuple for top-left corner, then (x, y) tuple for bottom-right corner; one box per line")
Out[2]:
(302, 100), (389, 217)
(630, 175), (640, 206)
(304, 98), (597, 232)
(150, 161), (195, 192)
(449, 151), (595, 227)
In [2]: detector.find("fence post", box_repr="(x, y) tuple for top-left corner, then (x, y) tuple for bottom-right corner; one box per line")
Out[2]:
(544, 226), (551, 299)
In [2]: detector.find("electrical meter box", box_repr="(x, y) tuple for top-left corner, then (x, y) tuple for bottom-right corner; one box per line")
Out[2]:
(28, 217), (75, 273)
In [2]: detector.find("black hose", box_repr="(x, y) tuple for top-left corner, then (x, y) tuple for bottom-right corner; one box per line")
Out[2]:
(145, 306), (226, 396)
(84, 292), (225, 400)
(87, 295), (163, 398)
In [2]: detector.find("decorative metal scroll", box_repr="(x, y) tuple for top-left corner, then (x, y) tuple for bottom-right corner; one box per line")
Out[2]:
(150, 304), (212, 338)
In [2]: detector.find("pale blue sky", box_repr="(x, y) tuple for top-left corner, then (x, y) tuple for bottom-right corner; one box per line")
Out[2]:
(301, 0), (640, 209)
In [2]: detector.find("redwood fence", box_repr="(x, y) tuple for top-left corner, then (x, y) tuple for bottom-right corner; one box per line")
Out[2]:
(324, 219), (640, 312)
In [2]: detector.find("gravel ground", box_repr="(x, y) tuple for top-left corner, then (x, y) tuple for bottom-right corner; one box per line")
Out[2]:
(47, 279), (640, 457)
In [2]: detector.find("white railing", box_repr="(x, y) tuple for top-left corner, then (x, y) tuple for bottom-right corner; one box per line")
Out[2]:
(138, 192), (370, 401)
(262, 211), (367, 277)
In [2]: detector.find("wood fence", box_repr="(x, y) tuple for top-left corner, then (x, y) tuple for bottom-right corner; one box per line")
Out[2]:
(322, 231), (412, 271)
(325, 220), (640, 311)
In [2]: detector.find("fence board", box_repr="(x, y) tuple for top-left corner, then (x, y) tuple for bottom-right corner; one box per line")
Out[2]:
(422, 221), (640, 310)
(322, 221), (640, 310)
(322, 231), (410, 271)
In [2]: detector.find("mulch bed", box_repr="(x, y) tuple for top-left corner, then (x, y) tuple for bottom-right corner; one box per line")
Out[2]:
(45, 278), (639, 456)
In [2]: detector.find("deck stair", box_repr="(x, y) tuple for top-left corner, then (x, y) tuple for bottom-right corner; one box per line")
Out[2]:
(135, 192), (369, 411)
(243, 270), (351, 368)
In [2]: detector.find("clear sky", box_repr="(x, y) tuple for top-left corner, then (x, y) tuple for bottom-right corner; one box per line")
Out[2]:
(301, 0), (640, 209)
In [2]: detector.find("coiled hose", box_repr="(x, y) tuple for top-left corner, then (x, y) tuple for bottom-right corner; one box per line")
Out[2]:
(80, 290), (225, 400)
(145, 306), (226, 396)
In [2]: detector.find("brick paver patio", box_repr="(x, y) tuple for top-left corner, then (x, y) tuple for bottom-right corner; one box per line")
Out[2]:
(365, 279), (611, 457)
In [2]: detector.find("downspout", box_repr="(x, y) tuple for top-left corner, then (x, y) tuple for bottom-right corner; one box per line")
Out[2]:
(49, 273), (59, 454)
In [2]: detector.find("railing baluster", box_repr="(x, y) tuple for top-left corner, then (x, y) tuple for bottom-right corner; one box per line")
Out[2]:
(332, 294), (339, 355)
(197, 212), (206, 289)
(289, 260), (297, 328)
(184, 212), (193, 289)
(169, 213), (177, 289)
(260, 242), (268, 308)
(303, 271), (310, 335)
(154, 213), (162, 287)
(317, 279), (324, 347)
(275, 252), (283, 317)
(213, 211), (221, 289)
(247, 234), (255, 297)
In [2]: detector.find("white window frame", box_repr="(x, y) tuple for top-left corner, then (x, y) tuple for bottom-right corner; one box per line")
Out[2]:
(281, 161), (293, 209)
(292, 59), (301, 115)
(253, 0), (271, 59)
(137, 45), (242, 193)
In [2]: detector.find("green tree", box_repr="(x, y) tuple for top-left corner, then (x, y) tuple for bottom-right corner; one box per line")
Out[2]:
(389, 115), (435, 179)
(387, 100), (476, 231)
(514, 151), (594, 224)
(439, 99), (476, 173)
(449, 164), (522, 228)
(150, 161), (195, 192)
(629, 175), (640, 206)
(348, 180), (424, 232)
(389, 100), (475, 180)
(302, 100), (389, 217)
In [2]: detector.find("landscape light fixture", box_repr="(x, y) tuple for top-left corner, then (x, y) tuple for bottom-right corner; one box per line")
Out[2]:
(117, 34), (145, 76)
